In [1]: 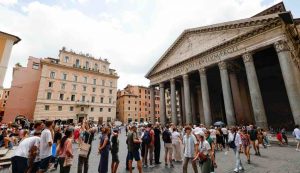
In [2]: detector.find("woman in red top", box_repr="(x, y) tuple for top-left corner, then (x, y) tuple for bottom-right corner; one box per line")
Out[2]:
(276, 131), (283, 146)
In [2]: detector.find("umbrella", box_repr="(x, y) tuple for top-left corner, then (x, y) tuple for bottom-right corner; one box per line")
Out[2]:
(214, 121), (225, 127)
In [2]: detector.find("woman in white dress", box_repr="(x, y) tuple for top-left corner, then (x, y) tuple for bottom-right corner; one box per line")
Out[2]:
(171, 128), (182, 162)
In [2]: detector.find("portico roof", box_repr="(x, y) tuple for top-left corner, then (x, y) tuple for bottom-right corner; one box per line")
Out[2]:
(145, 2), (287, 79)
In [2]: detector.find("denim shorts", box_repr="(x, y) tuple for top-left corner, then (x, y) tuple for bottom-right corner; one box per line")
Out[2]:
(39, 156), (51, 171)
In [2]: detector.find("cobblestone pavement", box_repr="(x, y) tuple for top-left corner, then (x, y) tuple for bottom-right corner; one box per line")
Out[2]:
(60, 129), (300, 173)
(2, 129), (300, 173)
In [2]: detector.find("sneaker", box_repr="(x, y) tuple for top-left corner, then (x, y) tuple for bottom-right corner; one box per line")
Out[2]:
(234, 168), (239, 173)
(170, 164), (174, 168)
(247, 159), (250, 164)
(165, 163), (168, 167)
(143, 165), (148, 168)
(149, 165), (155, 168)
(239, 167), (245, 171)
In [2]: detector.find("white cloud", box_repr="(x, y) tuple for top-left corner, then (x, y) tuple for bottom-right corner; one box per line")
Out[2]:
(0, 0), (17, 6)
(0, 0), (276, 89)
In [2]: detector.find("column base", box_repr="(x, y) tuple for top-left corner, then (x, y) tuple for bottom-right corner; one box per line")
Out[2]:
(255, 121), (268, 129)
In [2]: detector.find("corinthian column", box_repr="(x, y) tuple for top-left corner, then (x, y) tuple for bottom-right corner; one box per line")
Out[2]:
(183, 74), (192, 124)
(170, 78), (177, 125)
(199, 68), (212, 126)
(219, 61), (236, 126)
(159, 83), (166, 126)
(243, 53), (268, 129)
(275, 40), (300, 126)
(150, 86), (156, 124)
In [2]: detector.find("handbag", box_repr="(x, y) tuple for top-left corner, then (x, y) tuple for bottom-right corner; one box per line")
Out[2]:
(63, 156), (73, 167)
(229, 133), (237, 149)
(79, 133), (91, 158)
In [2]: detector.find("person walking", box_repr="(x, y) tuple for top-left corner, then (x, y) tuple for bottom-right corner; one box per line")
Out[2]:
(78, 127), (95, 173)
(292, 125), (300, 151)
(38, 120), (54, 173)
(182, 126), (198, 173)
(229, 127), (244, 173)
(193, 132), (211, 173)
(171, 127), (182, 162)
(57, 129), (74, 173)
(127, 125), (143, 173)
(248, 125), (260, 156)
(143, 124), (155, 168)
(241, 129), (251, 164)
(98, 127), (110, 173)
(281, 128), (288, 145)
(162, 124), (174, 168)
(111, 128), (120, 173)
(153, 122), (161, 165)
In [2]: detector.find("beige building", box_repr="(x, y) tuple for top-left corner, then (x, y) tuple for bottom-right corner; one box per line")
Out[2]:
(116, 85), (160, 124)
(34, 48), (119, 124)
(0, 88), (10, 119)
(146, 2), (300, 129)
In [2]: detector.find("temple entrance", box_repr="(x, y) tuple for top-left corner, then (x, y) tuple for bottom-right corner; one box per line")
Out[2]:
(253, 47), (294, 130)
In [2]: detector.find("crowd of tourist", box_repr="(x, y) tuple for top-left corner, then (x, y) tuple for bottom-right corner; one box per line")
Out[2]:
(0, 120), (300, 173)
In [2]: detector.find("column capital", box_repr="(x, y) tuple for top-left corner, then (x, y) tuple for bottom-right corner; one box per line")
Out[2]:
(218, 61), (227, 70)
(182, 74), (189, 80)
(274, 40), (290, 53)
(198, 68), (206, 75)
(159, 82), (164, 88)
(170, 78), (175, 84)
(242, 52), (253, 63)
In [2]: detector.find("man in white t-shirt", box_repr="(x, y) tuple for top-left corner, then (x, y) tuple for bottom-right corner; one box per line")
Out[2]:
(293, 125), (300, 151)
(11, 132), (41, 173)
(38, 120), (53, 173)
(182, 126), (198, 173)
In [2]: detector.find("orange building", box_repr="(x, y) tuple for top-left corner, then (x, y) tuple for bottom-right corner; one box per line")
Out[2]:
(116, 85), (160, 124)
(3, 57), (42, 122)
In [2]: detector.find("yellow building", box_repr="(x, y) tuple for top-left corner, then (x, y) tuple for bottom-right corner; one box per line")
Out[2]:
(33, 48), (119, 124)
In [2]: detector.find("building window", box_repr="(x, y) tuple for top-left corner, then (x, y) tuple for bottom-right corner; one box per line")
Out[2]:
(102, 80), (105, 86)
(108, 108), (111, 112)
(58, 106), (62, 111)
(75, 59), (80, 67)
(61, 83), (66, 90)
(109, 98), (112, 104)
(81, 107), (84, 111)
(47, 92), (52, 100)
(91, 96), (95, 103)
(93, 79), (96, 85)
(72, 84), (76, 90)
(128, 101), (130, 104)
(91, 107), (94, 112)
(48, 81), (53, 88)
(101, 88), (104, 93)
(74, 75), (78, 82)
(100, 107), (103, 112)
(64, 56), (69, 63)
(62, 73), (67, 80)
(109, 89), (112, 94)
(85, 61), (89, 68)
(59, 93), (64, 100)
(84, 77), (88, 83)
(32, 63), (39, 70)
(83, 86), (87, 91)
(100, 97), (104, 103)
(107, 117), (111, 122)
(139, 89), (141, 93)
(45, 105), (50, 110)
(128, 107), (130, 110)
(94, 63), (98, 70)
(50, 71), (55, 79)
(70, 106), (74, 111)
(82, 96), (85, 102)
(71, 95), (75, 101)
(92, 87), (96, 92)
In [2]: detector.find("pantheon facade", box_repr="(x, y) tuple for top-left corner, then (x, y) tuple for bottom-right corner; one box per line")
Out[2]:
(146, 2), (300, 129)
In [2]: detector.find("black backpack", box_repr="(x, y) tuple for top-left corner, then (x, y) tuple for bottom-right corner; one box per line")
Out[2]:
(142, 130), (151, 144)
(162, 130), (172, 143)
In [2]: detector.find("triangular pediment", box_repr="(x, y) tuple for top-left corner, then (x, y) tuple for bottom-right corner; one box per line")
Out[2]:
(146, 2), (287, 78)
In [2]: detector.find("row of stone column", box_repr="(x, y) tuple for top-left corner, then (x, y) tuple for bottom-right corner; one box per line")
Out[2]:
(150, 40), (300, 128)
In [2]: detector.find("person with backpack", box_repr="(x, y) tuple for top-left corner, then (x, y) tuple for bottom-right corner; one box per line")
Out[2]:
(229, 127), (244, 173)
(143, 123), (155, 168)
(248, 125), (260, 156)
(162, 124), (174, 168)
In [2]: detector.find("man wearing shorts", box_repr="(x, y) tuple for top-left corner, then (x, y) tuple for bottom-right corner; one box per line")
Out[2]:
(127, 125), (142, 173)
(38, 120), (53, 173)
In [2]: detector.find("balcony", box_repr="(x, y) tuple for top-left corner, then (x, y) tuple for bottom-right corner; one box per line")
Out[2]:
(75, 100), (90, 107)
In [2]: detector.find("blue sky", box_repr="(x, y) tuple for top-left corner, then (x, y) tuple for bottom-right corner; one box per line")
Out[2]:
(0, 0), (299, 89)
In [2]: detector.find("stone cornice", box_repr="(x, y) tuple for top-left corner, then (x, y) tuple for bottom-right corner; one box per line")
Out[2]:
(41, 60), (119, 79)
(146, 14), (281, 78)
(252, 2), (286, 17)
(149, 18), (282, 82)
